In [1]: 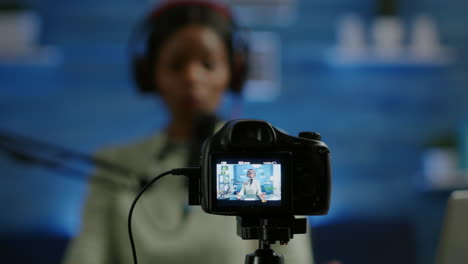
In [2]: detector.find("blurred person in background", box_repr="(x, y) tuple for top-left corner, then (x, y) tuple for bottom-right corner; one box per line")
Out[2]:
(62, 1), (314, 264)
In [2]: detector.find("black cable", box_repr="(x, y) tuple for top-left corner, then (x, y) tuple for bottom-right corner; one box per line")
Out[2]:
(128, 167), (200, 264)
(128, 169), (172, 264)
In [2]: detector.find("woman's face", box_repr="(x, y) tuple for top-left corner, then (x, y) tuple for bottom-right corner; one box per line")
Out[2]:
(247, 170), (255, 179)
(154, 25), (230, 121)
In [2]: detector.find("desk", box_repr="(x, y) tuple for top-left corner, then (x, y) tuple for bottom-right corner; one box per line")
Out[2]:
(218, 194), (281, 201)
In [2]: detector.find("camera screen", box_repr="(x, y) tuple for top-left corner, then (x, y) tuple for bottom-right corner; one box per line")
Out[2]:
(215, 158), (283, 208)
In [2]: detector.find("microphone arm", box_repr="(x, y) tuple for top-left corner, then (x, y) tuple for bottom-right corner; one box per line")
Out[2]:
(0, 129), (148, 186)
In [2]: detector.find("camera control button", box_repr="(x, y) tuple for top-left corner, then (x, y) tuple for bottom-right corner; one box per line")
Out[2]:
(299, 132), (322, 140)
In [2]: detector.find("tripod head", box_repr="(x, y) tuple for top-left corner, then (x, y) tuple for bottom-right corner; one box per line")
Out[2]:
(237, 215), (307, 264)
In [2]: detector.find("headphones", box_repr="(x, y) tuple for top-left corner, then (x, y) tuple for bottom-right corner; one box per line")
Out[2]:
(130, 0), (249, 95)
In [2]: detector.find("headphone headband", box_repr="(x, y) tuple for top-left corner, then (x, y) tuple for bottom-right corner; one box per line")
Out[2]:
(149, 1), (233, 22)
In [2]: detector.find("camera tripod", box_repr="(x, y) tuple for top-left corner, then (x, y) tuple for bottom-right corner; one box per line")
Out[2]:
(237, 215), (307, 264)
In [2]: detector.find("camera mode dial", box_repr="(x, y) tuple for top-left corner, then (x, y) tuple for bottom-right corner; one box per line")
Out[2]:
(298, 132), (321, 141)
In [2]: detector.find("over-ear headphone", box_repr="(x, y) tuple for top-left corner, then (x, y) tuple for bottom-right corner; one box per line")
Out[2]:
(130, 0), (249, 95)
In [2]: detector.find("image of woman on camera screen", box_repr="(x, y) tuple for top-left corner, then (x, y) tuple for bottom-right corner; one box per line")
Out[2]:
(62, 1), (313, 264)
(237, 169), (267, 202)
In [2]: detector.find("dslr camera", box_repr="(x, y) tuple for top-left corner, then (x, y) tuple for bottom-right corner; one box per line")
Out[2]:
(188, 119), (331, 217)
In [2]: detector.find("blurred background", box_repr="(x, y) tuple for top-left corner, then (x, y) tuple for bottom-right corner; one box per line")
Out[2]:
(1, 0), (468, 263)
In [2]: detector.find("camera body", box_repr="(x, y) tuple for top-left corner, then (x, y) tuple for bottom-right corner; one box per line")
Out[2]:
(191, 119), (331, 216)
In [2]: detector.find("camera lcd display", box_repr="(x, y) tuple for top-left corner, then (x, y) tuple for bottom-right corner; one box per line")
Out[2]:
(215, 158), (283, 208)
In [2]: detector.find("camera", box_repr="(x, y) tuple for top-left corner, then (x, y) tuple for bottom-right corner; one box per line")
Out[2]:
(188, 119), (331, 216)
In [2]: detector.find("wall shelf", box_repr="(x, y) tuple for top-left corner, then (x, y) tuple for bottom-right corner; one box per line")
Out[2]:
(325, 47), (454, 69)
(416, 171), (468, 192)
(0, 46), (62, 67)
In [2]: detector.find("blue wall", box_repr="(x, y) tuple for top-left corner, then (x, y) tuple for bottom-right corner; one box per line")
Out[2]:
(2, 0), (468, 263)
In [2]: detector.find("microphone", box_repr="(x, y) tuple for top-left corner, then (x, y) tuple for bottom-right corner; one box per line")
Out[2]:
(187, 112), (219, 205)
(187, 112), (219, 166)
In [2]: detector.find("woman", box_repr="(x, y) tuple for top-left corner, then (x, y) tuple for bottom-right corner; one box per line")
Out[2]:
(62, 1), (313, 264)
(237, 169), (266, 202)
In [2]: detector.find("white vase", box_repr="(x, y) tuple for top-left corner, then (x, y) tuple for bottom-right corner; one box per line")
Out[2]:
(371, 16), (404, 59)
(409, 14), (441, 59)
(0, 10), (41, 55)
